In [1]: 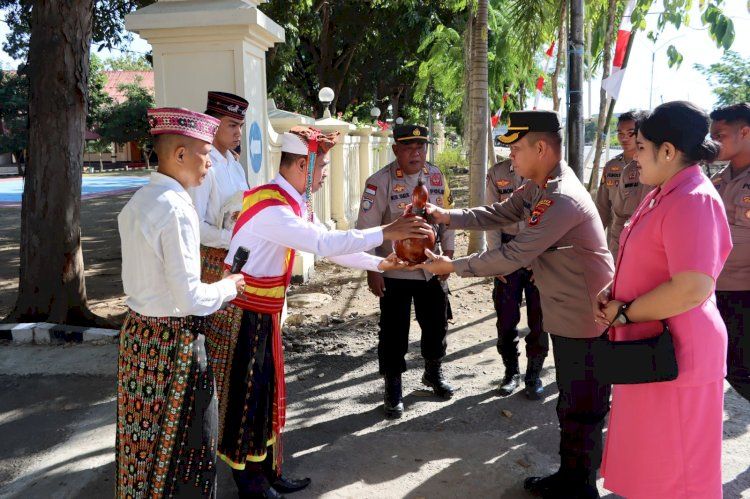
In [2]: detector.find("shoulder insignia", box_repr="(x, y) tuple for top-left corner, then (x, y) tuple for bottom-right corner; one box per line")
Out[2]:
(430, 173), (443, 186)
(395, 168), (404, 179)
(528, 199), (554, 227)
(362, 199), (373, 211)
(365, 184), (377, 196)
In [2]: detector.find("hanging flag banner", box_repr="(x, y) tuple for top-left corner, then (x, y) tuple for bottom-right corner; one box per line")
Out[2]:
(533, 40), (556, 110)
(602, 0), (637, 101)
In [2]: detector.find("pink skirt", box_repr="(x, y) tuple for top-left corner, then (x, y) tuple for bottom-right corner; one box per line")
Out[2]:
(601, 380), (724, 499)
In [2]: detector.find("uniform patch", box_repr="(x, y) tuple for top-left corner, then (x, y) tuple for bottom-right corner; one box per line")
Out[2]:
(397, 202), (408, 210)
(422, 166), (429, 174)
(393, 183), (406, 193)
(743, 196), (750, 204)
(528, 199), (554, 227)
(365, 184), (377, 196)
(628, 172), (637, 180)
(395, 169), (404, 179)
(430, 173), (443, 186)
(606, 179), (616, 187)
(746, 209), (750, 219)
(496, 179), (511, 188)
(435, 196), (443, 206)
(609, 165), (621, 172)
(362, 199), (373, 211)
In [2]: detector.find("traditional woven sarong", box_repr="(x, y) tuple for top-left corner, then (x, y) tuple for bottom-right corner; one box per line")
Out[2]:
(201, 244), (244, 421)
(116, 310), (218, 499)
(213, 184), (299, 472)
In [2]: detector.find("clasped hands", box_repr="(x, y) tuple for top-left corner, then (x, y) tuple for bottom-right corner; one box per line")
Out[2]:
(593, 286), (626, 326)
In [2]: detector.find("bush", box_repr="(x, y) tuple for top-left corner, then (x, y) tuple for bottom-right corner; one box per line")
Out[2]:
(433, 146), (468, 177)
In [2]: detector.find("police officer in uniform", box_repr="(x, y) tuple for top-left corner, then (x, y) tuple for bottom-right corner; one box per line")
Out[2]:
(356, 124), (456, 419)
(710, 103), (750, 404)
(486, 159), (548, 399)
(418, 111), (614, 499)
(595, 111), (653, 260)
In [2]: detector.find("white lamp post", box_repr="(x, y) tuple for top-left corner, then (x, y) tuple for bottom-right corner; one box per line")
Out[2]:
(318, 87), (335, 118)
(370, 106), (381, 123)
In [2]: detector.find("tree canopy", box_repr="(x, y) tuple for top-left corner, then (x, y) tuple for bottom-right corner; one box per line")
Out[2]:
(696, 51), (750, 107)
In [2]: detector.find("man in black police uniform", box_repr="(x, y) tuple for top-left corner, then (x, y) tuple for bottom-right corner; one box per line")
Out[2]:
(485, 159), (549, 399)
(356, 124), (456, 418)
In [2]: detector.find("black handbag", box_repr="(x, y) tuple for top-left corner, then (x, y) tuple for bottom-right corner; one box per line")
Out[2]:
(595, 321), (679, 384)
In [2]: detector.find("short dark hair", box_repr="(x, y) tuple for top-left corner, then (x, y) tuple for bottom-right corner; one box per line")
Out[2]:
(204, 109), (223, 120)
(618, 110), (647, 126)
(527, 130), (562, 150)
(279, 151), (306, 168)
(638, 101), (719, 164)
(709, 103), (750, 127)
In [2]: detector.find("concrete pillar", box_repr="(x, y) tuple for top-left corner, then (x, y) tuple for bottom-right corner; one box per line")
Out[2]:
(374, 129), (394, 170)
(125, 0), (284, 186)
(352, 126), (377, 192)
(315, 117), (356, 229)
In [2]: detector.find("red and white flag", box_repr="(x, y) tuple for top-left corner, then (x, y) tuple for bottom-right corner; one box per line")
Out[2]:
(490, 94), (508, 128)
(602, 0), (636, 100)
(533, 40), (556, 110)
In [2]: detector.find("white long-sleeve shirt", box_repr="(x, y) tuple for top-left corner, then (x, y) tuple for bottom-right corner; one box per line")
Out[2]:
(188, 148), (250, 249)
(119, 172), (237, 317)
(226, 174), (384, 276)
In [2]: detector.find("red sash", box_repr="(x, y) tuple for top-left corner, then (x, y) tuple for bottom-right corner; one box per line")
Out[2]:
(228, 184), (302, 439)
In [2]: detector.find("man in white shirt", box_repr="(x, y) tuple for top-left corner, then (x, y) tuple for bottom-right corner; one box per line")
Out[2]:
(189, 91), (251, 281)
(116, 107), (245, 498)
(213, 127), (432, 498)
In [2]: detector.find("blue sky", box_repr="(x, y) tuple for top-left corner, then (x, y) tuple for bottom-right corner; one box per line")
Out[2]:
(1, 1), (748, 117)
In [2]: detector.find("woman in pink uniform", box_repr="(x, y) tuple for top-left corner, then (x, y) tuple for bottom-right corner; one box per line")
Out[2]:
(596, 101), (732, 498)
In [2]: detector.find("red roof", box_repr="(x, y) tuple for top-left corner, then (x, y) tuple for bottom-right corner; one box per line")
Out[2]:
(103, 71), (154, 103)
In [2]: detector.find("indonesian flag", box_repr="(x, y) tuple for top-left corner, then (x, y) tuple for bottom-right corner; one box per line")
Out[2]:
(376, 120), (389, 131)
(491, 93), (509, 128)
(533, 40), (556, 110)
(602, 0), (636, 100)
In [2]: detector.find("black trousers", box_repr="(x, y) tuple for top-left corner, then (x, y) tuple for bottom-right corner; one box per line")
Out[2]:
(492, 269), (549, 370)
(551, 335), (611, 484)
(378, 276), (449, 376)
(717, 290), (750, 403)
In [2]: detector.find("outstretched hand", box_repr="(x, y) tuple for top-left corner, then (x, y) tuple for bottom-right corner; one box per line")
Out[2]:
(382, 215), (433, 241)
(377, 252), (411, 272)
(413, 248), (455, 276)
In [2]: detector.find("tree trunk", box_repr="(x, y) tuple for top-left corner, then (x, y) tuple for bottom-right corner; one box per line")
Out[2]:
(588, 0), (619, 190)
(567, 0), (585, 180)
(468, 0), (489, 254)
(461, 12), (474, 156)
(142, 147), (151, 169)
(6, 0), (109, 327)
(551, 0), (568, 112)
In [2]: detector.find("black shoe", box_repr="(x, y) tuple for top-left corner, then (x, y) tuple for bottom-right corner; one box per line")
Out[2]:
(384, 375), (404, 418)
(422, 360), (454, 399)
(524, 473), (599, 499)
(523, 377), (544, 400)
(272, 475), (311, 493)
(234, 469), (285, 499)
(498, 372), (521, 396)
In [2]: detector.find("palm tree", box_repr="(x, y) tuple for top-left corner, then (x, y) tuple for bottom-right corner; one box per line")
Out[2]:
(468, 0), (489, 254)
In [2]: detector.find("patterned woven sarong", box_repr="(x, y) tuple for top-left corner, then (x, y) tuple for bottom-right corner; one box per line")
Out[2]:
(115, 310), (218, 498)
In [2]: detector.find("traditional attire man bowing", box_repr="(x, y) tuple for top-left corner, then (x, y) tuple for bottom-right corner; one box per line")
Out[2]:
(116, 108), (245, 498)
(215, 127), (432, 498)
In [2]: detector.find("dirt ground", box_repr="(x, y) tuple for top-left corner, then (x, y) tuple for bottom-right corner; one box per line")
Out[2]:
(0, 173), (748, 498)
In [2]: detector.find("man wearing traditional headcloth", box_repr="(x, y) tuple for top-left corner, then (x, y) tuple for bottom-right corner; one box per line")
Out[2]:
(216, 126), (432, 497)
(189, 91), (251, 281)
(116, 107), (245, 497)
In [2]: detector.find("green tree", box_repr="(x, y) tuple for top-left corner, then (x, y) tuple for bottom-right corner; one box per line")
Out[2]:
(98, 80), (155, 168)
(0, 0), (155, 326)
(0, 69), (29, 174)
(88, 53), (113, 130)
(103, 53), (152, 71)
(695, 51), (750, 107)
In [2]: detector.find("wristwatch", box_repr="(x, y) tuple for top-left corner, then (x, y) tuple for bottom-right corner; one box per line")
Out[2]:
(613, 302), (632, 325)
